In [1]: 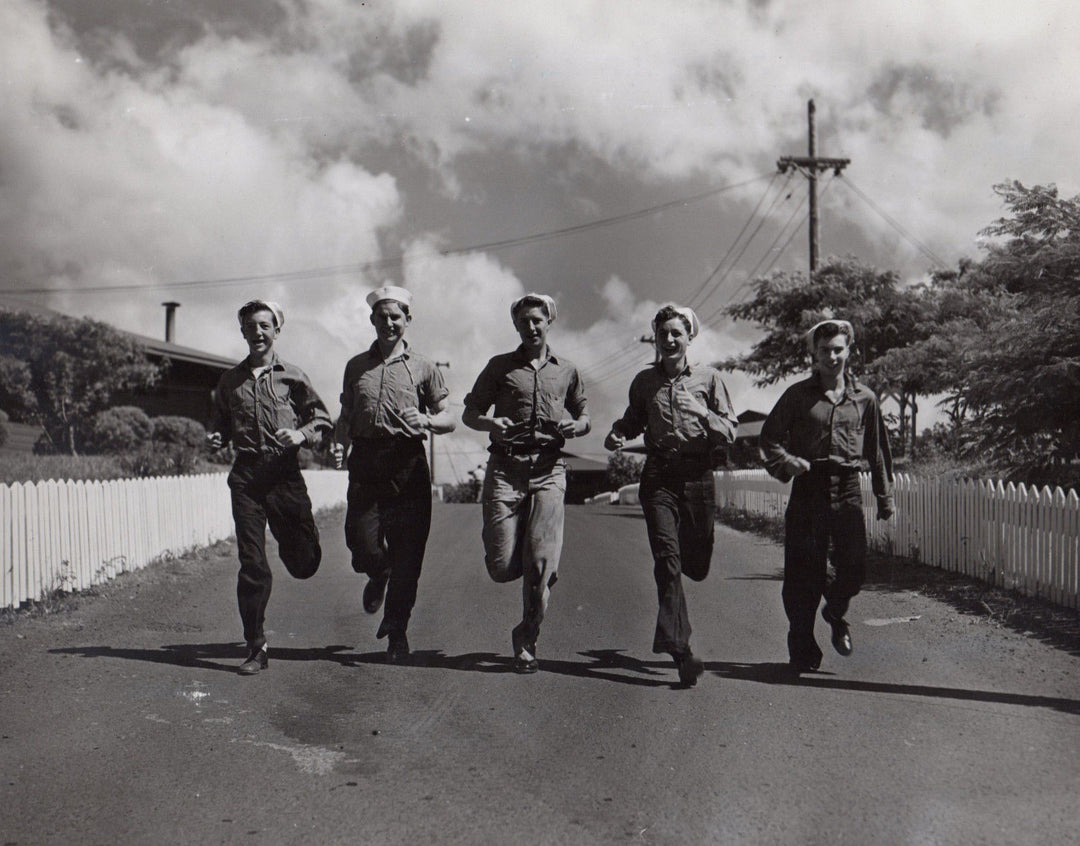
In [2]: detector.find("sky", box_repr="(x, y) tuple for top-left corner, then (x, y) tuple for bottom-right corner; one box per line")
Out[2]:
(1, 0), (1078, 482)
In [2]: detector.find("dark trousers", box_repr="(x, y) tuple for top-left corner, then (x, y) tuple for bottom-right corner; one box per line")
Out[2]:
(345, 438), (432, 637)
(638, 456), (715, 656)
(228, 453), (321, 649)
(783, 471), (866, 664)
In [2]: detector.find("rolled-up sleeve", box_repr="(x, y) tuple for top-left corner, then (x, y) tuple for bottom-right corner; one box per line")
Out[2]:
(759, 389), (799, 482)
(706, 372), (738, 445)
(292, 369), (332, 446)
(611, 373), (647, 441)
(862, 395), (894, 503)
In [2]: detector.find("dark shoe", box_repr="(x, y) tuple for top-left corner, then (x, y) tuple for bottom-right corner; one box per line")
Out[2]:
(511, 624), (538, 674)
(822, 607), (853, 656)
(386, 632), (410, 664)
(674, 652), (704, 687)
(238, 645), (268, 676)
(363, 572), (389, 614)
(789, 656), (821, 674)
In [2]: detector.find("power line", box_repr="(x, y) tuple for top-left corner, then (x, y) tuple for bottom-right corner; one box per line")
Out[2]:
(3, 173), (775, 297)
(838, 176), (950, 269)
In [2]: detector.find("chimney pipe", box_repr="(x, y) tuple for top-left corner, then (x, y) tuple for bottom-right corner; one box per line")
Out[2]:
(162, 301), (180, 343)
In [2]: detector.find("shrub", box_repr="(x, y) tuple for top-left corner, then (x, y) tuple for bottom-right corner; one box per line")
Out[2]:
(0, 409), (7, 449)
(443, 479), (481, 503)
(85, 406), (153, 454)
(151, 415), (206, 448)
(119, 443), (201, 478)
(606, 451), (644, 489)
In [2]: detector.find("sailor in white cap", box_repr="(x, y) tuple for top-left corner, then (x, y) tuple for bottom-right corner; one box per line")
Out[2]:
(462, 291), (590, 673)
(604, 303), (737, 686)
(760, 317), (894, 673)
(208, 299), (333, 675)
(332, 285), (454, 663)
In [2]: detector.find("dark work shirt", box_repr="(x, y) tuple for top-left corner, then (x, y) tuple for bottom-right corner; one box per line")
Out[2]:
(611, 363), (737, 457)
(464, 346), (588, 450)
(338, 340), (449, 440)
(211, 353), (332, 456)
(759, 372), (893, 502)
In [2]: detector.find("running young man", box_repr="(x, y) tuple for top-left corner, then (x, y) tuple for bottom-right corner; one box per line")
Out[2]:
(462, 293), (589, 674)
(208, 300), (332, 675)
(604, 304), (737, 686)
(332, 286), (453, 663)
(759, 319), (894, 674)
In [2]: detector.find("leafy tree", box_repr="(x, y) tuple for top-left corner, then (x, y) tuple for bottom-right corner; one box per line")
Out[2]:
(941, 181), (1080, 484)
(720, 257), (934, 455)
(0, 308), (162, 454)
(606, 451), (644, 489)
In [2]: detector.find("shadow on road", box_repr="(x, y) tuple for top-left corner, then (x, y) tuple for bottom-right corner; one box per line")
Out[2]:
(706, 660), (1080, 716)
(49, 644), (1080, 712)
(49, 642), (362, 674)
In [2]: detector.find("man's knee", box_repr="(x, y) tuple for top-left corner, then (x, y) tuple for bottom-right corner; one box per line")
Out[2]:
(485, 554), (521, 583)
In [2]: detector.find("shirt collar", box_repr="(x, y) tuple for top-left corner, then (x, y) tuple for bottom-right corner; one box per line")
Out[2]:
(653, 360), (693, 379)
(513, 344), (559, 365)
(812, 369), (858, 400)
(368, 338), (411, 363)
(243, 351), (284, 372)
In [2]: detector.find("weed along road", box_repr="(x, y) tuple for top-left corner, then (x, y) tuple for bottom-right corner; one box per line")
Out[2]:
(1, 502), (1078, 845)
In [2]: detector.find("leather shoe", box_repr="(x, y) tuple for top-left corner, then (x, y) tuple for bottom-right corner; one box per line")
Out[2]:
(674, 652), (704, 687)
(363, 572), (389, 614)
(386, 632), (410, 664)
(822, 607), (853, 656)
(238, 645), (268, 676)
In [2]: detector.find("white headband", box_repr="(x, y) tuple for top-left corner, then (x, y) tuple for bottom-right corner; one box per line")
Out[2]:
(238, 299), (284, 329)
(652, 304), (700, 340)
(806, 319), (854, 352)
(511, 293), (557, 323)
(366, 285), (413, 310)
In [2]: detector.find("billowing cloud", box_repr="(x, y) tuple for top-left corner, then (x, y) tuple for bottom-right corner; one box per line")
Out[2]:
(2, 0), (1078, 478)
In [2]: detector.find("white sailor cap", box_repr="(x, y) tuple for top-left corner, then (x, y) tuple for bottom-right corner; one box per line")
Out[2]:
(237, 299), (284, 329)
(652, 304), (700, 340)
(366, 285), (413, 310)
(510, 293), (557, 323)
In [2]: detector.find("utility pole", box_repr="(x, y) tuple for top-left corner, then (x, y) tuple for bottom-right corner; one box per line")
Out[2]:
(777, 99), (850, 275)
(429, 361), (450, 482)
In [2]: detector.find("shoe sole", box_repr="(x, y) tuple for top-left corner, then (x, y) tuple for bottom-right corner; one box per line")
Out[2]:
(514, 661), (539, 674)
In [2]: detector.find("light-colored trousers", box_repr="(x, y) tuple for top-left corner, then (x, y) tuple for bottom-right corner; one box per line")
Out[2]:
(481, 452), (566, 646)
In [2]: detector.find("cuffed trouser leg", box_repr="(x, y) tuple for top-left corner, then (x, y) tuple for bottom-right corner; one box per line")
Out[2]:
(265, 469), (321, 580)
(231, 474), (272, 649)
(481, 453), (566, 648)
(346, 440), (432, 636)
(230, 456), (320, 649)
(345, 459), (388, 577)
(821, 495), (867, 620)
(641, 460), (715, 655)
(782, 498), (827, 666)
(517, 479), (565, 646)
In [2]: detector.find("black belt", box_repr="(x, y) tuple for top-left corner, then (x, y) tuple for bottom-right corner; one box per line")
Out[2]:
(489, 442), (561, 458)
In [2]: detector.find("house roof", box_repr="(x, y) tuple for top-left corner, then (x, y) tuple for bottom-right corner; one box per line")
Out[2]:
(130, 332), (235, 370)
(559, 452), (609, 473)
(1, 299), (234, 371)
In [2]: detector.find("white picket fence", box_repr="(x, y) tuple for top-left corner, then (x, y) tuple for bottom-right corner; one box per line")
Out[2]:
(713, 469), (1080, 609)
(0, 470), (348, 610)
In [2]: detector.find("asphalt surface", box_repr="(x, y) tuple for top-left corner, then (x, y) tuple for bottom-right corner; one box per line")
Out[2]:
(1, 502), (1078, 845)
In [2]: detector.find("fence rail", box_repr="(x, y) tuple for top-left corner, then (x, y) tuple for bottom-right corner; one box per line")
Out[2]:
(712, 469), (1080, 610)
(1, 470), (347, 611)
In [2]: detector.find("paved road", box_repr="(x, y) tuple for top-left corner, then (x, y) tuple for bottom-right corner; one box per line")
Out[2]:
(1, 503), (1078, 845)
